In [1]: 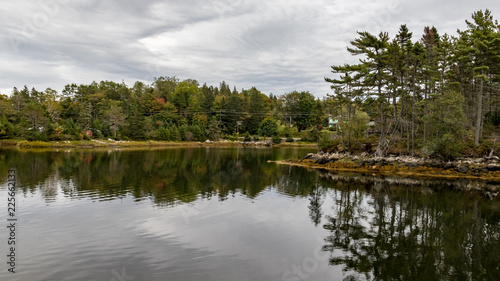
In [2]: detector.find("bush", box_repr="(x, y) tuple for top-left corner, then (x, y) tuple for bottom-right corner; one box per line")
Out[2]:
(244, 132), (252, 142)
(425, 133), (464, 160)
(272, 135), (282, 144)
(224, 134), (238, 141)
(178, 125), (188, 141)
(154, 127), (170, 140)
(283, 126), (294, 142)
(0, 117), (14, 139)
(170, 127), (181, 141)
(94, 130), (104, 139)
(307, 126), (321, 142)
(318, 133), (335, 152)
(189, 125), (206, 141)
(259, 117), (278, 137)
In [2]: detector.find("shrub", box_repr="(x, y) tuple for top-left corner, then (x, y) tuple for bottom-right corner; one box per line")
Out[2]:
(283, 126), (294, 142)
(170, 127), (181, 141)
(155, 127), (170, 140)
(244, 132), (252, 142)
(318, 132), (335, 152)
(259, 117), (278, 137)
(307, 126), (321, 142)
(189, 125), (206, 141)
(272, 135), (282, 144)
(94, 130), (104, 139)
(0, 117), (14, 139)
(425, 133), (464, 160)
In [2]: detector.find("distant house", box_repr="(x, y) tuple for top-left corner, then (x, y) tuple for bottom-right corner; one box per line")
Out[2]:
(328, 115), (340, 131)
(28, 127), (45, 132)
(328, 115), (376, 134)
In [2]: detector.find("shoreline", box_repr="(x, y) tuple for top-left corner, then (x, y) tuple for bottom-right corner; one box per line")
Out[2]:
(0, 139), (318, 149)
(273, 152), (500, 195)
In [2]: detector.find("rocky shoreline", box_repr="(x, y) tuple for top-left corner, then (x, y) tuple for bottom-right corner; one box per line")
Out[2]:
(302, 152), (500, 173)
(275, 152), (500, 198)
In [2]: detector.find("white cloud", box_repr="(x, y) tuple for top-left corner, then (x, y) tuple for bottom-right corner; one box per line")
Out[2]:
(0, 0), (497, 97)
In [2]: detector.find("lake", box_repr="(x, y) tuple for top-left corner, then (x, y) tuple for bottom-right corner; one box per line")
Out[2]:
(0, 147), (499, 281)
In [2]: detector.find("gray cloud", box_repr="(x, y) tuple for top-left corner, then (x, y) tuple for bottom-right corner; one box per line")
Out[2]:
(0, 0), (497, 97)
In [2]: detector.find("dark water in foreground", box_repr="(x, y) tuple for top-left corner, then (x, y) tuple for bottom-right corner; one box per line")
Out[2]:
(0, 147), (499, 281)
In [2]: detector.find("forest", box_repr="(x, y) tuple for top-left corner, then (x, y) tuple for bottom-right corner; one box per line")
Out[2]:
(0, 9), (499, 159)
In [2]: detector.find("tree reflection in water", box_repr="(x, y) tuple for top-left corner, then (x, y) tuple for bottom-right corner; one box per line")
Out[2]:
(1, 148), (500, 280)
(320, 173), (500, 281)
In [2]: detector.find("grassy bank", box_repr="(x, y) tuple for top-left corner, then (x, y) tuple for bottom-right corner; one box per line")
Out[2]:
(1, 139), (318, 149)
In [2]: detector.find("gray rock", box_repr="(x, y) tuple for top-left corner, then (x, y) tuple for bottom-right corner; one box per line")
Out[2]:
(486, 164), (500, 172)
(456, 165), (469, 173)
(386, 157), (396, 162)
(329, 153), (340, 162)
(314, 155), (329, 164)
(303, 153), (315, 160)
(444, 163), (455, 169)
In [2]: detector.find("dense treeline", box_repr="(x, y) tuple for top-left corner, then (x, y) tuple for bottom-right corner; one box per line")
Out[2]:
(325, 9), (500, 159)
(0, 10), (499, 159)
(0, 77), (322, 143)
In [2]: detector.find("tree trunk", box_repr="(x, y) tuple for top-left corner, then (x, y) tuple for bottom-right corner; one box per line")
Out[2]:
(375, 102), (387, 157)
(475, 76), (484, 146)
(412, 91), (415, 156)
(411, 67), (417, 156)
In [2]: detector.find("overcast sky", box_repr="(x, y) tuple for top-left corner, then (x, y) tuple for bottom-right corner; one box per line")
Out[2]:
(0, 0), (497, 97)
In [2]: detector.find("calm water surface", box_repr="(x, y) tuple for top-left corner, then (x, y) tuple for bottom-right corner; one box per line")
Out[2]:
(0, 147), (499, 281)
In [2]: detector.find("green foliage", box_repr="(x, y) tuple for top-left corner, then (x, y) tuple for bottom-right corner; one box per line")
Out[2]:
(225, 133), (239, 141)
(486, 110), (500, 126)
(272, 135), (282, 144)
(425, 133), (464, 160)
(154, 127), (170, 141)
(307, 126), (321, 142)
(124, 103), (147, 140)
(245, 88), (270, 134)
(170, 126), (181, 141)
(244, 132), (251, 142)
(318, 132), (335, 152)
(280, 91), (315, 132)
(189, 125), (206, 141)
(259, 117), (278, 137)
(94, 130), (104, 139)
(207, 116), (223, 140)
(0, 116), (14, 139)
(424, 90), (467, 159)
(285, 127), (294, 142)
